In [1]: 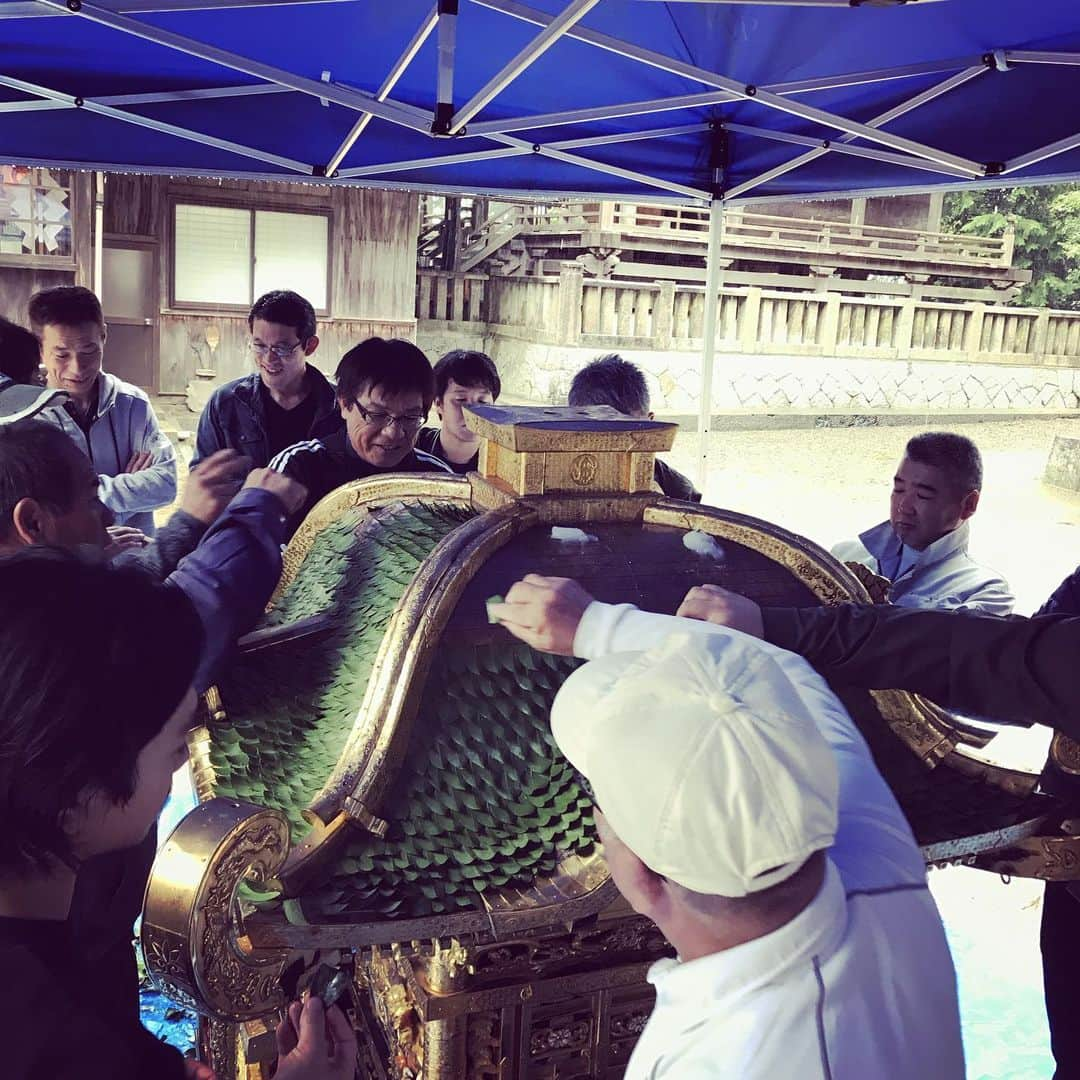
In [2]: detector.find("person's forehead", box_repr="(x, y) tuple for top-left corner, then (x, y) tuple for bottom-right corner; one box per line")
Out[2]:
(41, 322), (102, 346)
(362, 384), (425, 411)
(445, 378), (492, 396)
(251, 318), (301, 343)
(895, 456), (945, 488)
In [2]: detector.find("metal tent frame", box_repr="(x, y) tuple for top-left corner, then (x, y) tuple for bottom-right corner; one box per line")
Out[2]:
(1, 0), (1079, 482)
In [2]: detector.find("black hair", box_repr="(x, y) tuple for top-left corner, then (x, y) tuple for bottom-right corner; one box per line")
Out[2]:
(0, 421), (89, 541)
(0, 550), (202, 872)
(433, 349), (501, 401)
(0, 317), (42, 384)
(905, 432), (983, 494)
(248, 290), (317, 342)
(27, 286), (105, 335)
(335, 338), (435, 414)
(567, 353), (650, 417)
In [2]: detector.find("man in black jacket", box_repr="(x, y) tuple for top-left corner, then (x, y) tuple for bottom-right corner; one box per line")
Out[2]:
(192, 290), (342, 470)
(567, 354), (701, 503)
(271, 337), (452, 535)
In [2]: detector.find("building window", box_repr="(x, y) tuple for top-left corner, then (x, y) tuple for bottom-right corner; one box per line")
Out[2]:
(172, 203), (330, 311)
(0, 167), (73, 259)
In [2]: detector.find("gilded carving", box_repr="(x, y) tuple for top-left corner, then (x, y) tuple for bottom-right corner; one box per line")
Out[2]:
(142, 800), (293, 1021)
(569, 453), (599, 486)
(1052, 732), (1080, 776)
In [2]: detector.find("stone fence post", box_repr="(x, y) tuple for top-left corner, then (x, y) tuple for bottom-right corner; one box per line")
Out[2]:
(557, 263), (584, 346)
(966, 303), (986, 363)
(895, 296), (916, 357)
(654, 280), (675, 350)
(740, 287), (763, 354)
(820, 292), (842, 355)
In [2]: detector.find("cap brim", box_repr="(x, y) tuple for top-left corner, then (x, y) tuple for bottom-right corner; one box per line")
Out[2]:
(0, 384), (67, 423)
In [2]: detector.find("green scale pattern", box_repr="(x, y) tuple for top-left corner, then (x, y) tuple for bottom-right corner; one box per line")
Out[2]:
(300, 640), (594, 921)
(209, 500), (475, 835)
(207, 499), (596, 922)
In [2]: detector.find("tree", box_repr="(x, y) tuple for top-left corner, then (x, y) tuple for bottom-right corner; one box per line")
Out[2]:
(941, 183), (1080, 309)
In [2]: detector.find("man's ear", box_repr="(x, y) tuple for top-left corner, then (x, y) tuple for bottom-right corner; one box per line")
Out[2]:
(434, 396), (445, 420)
(100, 323), (108, 348)
(10, 497), (50, 545)
(959, 488), (980, 520)
(337, 397), (350, 419)
(303, 335), (320, 357)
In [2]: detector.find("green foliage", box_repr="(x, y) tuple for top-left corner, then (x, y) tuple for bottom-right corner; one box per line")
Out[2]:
(942, 183), (1080, 309)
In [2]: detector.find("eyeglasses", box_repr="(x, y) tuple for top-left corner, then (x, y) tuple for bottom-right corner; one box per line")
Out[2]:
(249, 341), (303, 361)
(353, 401), (426, 434)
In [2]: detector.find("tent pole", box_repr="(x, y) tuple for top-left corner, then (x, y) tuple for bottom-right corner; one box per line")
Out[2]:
(93, 172), (104, 295)
(697, 197), (725, 493)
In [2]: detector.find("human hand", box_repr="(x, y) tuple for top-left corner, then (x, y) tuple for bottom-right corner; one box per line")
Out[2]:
(184, 450), (251, 524)
(488, 575), (594, 656)
(125, 450), (153, 473)
(272, 997), (356, 1080)
(676, 584), (764, 638)
(243, 469), (308, 517)
(183, 1057), (216, 1080)
(104, 524), (149, 558)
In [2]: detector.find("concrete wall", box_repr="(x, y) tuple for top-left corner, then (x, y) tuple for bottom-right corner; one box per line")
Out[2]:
(424, 324), (1080, 415)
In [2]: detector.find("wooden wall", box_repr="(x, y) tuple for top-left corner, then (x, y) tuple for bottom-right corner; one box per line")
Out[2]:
(101, 175), (420, 394)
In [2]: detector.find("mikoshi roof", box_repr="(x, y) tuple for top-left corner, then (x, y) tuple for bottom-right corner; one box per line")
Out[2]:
(0, 0), (1077, 206)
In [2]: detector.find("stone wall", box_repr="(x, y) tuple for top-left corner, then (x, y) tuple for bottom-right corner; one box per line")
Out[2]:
(419, 324), (1080, 415)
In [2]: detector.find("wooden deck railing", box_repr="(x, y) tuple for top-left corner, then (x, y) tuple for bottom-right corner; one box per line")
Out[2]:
(417, 267), (1080, 367)
(457, 201), (1014, 270)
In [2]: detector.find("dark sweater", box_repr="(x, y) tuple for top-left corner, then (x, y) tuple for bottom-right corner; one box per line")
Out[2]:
(0, 915), (185, 1080)
(270, 429), (454, 536)
(762, 603), (1080, 734)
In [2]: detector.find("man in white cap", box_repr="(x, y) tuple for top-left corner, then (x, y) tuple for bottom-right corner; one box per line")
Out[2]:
(491, 576), (964, 1079)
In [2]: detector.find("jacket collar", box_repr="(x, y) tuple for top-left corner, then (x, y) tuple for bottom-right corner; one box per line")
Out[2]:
(647, 859), (847, 1015)
(859, 519), (972, 578)
(234, 365), (339, 422)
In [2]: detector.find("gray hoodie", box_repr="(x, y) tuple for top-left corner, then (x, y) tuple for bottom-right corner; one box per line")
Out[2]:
(39, 371), (177, 535)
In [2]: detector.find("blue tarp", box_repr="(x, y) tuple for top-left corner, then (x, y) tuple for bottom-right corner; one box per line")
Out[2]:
(0, 0), (1077, 204)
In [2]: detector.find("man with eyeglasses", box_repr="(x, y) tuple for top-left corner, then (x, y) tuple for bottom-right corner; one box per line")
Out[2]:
(270, 337), (452, 535)
(191, 290), (342, 471)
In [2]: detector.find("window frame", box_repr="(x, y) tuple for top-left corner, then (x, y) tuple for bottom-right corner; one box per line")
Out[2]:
(168, 197), (333, 316)
(0, 167), (77, 270)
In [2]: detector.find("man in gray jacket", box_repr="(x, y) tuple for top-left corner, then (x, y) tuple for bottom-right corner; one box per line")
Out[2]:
(30, 286), (176, 536)
(832, 431), (1013, 615)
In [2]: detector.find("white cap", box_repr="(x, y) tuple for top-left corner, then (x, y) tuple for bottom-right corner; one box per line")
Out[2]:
(551, 631), (839, 897)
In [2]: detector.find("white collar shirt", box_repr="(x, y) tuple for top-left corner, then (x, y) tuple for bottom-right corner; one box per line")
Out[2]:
(573, 602), (965, 1080)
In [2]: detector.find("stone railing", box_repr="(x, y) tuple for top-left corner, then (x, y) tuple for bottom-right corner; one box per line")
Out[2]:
(417, 266), (1080, 367)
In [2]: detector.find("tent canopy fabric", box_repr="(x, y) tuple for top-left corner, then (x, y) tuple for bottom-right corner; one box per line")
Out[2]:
(0, 0), (1077, 206)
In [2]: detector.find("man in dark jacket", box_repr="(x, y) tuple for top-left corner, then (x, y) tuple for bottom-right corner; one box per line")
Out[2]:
(192, 289), (342, 470)
(1031, 569), (1080, 1079)
(271, 337), (453, 535)
(0, 418), (306, 1029)
(567, 353), (701, 503)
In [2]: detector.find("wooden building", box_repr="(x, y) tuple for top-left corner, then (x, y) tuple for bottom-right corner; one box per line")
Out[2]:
(0, 168), (419, 395)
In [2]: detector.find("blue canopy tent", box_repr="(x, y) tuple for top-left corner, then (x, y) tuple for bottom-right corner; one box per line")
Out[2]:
(1, 0), (1078, 477)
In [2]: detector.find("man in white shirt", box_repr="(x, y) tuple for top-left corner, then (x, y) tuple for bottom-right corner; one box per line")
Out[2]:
(491, 575), (964, 1079)
(833, 431), (1012, 614)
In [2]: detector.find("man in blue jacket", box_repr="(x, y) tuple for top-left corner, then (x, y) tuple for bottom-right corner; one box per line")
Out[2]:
(192, 289), (342, 471)
(30, 285), (177, 537)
